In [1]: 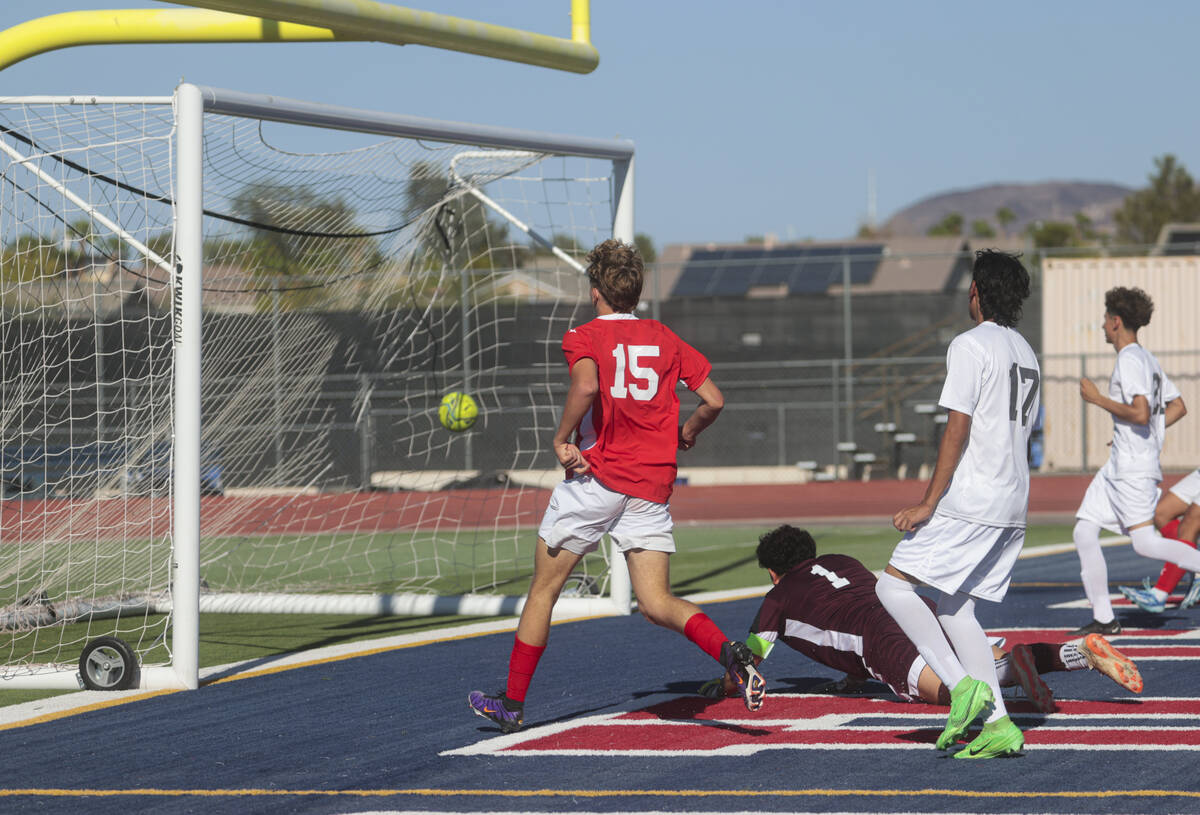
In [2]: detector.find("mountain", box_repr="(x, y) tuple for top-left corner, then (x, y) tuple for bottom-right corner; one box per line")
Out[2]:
(882, 181), (1133, 238)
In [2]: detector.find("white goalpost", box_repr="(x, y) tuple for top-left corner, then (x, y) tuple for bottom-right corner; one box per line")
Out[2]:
(0, 83), (634, 689)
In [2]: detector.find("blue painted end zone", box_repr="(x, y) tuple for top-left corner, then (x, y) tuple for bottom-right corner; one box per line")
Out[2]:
(0, 542), (1197, 814)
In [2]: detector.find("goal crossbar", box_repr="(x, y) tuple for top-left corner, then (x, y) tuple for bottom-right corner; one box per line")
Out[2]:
(195, 85), (633, 160)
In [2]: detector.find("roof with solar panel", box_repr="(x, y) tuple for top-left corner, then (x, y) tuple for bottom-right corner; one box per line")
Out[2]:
(656, 236), (981, 299)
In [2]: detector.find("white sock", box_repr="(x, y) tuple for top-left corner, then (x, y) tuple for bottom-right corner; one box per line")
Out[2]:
(1150, 587), (1168, 602)
(875, 572), (967, 689)
(993, 652), (1014, 686)
(1074, 519), (1114, 623)
(1130, 525), (1200, 572)
(937, 593), (1007, 723)
(1060, 642), (1089, 671)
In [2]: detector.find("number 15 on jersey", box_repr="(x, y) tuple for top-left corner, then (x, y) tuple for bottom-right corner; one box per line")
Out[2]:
(610, 343), (660, 401)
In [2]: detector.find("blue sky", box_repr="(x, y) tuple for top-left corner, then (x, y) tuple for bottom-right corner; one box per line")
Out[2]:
(2, 1), (1197, 248)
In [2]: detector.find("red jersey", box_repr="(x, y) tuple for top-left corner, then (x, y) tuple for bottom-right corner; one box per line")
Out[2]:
(562, 313), (712, 504)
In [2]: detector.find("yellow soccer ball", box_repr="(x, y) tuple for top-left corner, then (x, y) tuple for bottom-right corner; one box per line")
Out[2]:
(439, 391), (478, 432)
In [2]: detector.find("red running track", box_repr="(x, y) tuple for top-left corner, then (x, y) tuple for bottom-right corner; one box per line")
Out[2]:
(0, 473), (1185, 538)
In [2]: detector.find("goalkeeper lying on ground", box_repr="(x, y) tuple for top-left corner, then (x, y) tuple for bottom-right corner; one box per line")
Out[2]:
(703, 525), (1142, 712)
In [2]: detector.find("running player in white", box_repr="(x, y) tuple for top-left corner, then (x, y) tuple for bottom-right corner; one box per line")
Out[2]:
(875, 249), (1040, 759)
(1072, 287), (1189, 634)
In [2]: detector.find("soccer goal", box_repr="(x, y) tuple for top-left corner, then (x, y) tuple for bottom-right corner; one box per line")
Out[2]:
(0, 83), (634, 689)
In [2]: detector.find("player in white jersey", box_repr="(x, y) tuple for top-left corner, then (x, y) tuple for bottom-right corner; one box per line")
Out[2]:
(1071, 287), (1189, 635)
(876, 249), (1039, 759)
(1117, 468), (1200, 613)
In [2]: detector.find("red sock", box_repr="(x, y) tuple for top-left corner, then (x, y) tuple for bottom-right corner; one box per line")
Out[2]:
(505, 636), (545, 703)
(1154, 518), (1192, 594)
(684, 612), (728, 662)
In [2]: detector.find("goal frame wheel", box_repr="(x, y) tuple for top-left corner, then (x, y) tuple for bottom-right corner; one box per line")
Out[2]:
(78, 636), (139, 691)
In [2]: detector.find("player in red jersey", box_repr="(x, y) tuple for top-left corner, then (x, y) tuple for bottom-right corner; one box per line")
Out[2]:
(469, 239), (764, 733)
(702, 525), (1143, 712)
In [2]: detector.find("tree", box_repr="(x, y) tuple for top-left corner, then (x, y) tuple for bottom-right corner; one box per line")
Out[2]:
(995, 207), (1016, 238)
(634, 233), (657, 264)
(1113, 154), (1200, 246)
(403, 160), (513, 269)
(530, 232), (584, 260)
(1074, 211), (1099, 243)
(1027, 220), (1077, 249)
(232, 182), (380, 279)
(926, 212), (963, 237)
(1, 235), (67, 284)
(971, 219), (996, 239)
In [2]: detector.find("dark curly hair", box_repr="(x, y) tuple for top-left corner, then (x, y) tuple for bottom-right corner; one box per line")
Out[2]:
(585, 239), (643, 313)
(756, 524), (816, 575)
(972, 249), (1031, 327)
(1105, 286), (1154, 331)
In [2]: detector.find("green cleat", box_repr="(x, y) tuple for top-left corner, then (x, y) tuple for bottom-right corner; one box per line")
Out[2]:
(935, 676), (994, 750)
(954, 715), (1024, 759)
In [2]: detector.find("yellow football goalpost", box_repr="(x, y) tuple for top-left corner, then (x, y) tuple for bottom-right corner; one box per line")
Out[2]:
(0, 0), (598, 74)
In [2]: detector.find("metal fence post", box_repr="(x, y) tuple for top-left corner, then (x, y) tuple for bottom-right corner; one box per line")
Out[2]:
(1080, 352), (1088, 472)
(831, 358), (840, 465)
(271, 283), (284, 484)
(776, 403), (786, 466)
(360, 374), (373, 490)
(842, 254), (854, 446)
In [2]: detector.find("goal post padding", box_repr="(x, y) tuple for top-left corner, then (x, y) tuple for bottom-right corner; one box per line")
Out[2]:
(0, 83), (634, 689)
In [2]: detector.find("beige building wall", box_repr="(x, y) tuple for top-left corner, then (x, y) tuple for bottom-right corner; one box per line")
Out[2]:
(1042, 256), (1200, 473)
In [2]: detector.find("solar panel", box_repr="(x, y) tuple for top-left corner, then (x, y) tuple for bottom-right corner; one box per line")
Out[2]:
(671, 267), (717, 296)
(670, 244), (883, 298)
(757, 247), (808, 286)
(707, 270), (753, 296)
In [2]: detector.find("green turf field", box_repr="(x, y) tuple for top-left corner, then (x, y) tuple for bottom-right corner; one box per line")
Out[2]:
(0, 522), (1087, 708)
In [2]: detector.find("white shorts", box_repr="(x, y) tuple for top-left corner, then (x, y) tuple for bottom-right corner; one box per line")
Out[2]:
(538, 474), (675, 556)
(1169, 469), (1200, 506)
(889, 514), (1025, 602)
(1076, 471), (1159, 533)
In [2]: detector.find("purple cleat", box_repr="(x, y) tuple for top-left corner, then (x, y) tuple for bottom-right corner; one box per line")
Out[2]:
(719, 640), (766, 711)
(468, 690), (524, 733)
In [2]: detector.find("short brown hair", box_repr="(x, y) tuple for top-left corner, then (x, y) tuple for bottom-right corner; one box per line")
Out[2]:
(585, 239), (643, 313)
(1105, 286), (1154, 331)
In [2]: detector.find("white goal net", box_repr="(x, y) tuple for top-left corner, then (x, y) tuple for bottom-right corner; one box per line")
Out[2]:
(0, 85), (634, 688)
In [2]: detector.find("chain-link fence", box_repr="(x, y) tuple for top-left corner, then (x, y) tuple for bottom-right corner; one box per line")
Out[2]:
(8, 244), (1200, 492)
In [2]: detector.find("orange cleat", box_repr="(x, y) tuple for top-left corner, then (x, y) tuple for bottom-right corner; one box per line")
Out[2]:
(1079, 633), (1143, 694)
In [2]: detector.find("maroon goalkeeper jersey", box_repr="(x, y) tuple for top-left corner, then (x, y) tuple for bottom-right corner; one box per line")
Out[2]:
(749, 553), (904, 681)
(562, 313), (711, 504)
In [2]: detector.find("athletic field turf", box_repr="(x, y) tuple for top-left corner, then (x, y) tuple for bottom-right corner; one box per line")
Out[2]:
(0, 524), (1196, 814)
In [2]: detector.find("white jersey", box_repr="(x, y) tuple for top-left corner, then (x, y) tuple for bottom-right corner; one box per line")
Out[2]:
(934, 321), (1040, 527)
(1100, 343), (1179, 482)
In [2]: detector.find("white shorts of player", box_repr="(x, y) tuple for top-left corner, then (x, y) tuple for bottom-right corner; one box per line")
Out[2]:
(1076, 470), (1160, 534)
(1169, 468), (1200, 506)
(888, 514), (1025, 602)
(538, 474), (675, 556)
